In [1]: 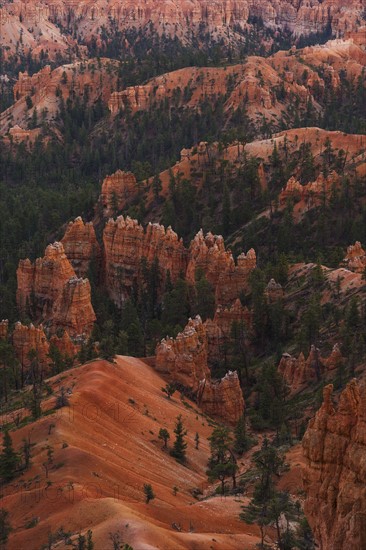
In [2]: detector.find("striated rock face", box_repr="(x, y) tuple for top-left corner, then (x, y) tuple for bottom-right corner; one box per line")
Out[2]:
(278, 344), (343, 394)
(12, 322), (51, 374)
(61, 217), (101, 277)
(302, 381), (366, 550)
(0, 320), (9, 340)
(198, 371), (244, 425)
(155, 316), (244, 423)
(52, 276), (96, 338)
(16, 242), (95, 338)
(155, 316), (210, 392)
(50, 330), (78, 359)
(103, 216), (187, 305)
(98, 171), (138, 218)
(342, 241), (366, 273)
(16, 242), (76, 318)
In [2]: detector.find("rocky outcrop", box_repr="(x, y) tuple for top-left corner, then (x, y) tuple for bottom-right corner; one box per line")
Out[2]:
(198, 371), (244, 425)
(16, 242), (95, 338)
(279, 172), (339, 207)
(265, 278), (284, 302)
(103, 218), (256, 308)
(302, 381), (366, 550)
(13, 66), (52, 100)
(2, 1), (365, 64)
(341, 241), (366, 273)
(103, 216), (187, 306)
(278, 344), (343, 394)
(204, 299), (251, 361)
(50, 330), (78, 359)
(52, 276), (96, 338)
(155, 316), (210, 392)
(155, 316), (244, 423)
(0, 320), (9, 340)
(12, 322), (51, 375)
(98, 170), (138, 218)
(61, 217), (101, 277)
(187, 230), (256, 306)
(16, 242), (76, 318)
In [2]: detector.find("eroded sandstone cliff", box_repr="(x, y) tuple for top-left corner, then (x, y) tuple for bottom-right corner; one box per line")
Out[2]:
(12, 322), (51, 376)
(278, 344), (344, 394)
(61, 217), (101, 277)
(17, 242), (95, 338)
(342, 241), (366, 273)
(302, 381), (366, 550)
(155, 316), (244, 423)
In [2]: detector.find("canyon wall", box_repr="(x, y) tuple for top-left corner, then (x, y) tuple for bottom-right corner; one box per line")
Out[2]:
(302, 381), (366, 550)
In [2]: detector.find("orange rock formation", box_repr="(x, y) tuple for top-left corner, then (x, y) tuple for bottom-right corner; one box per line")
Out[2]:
(198, 370), (244, 425)
(278, 344), (343, 394)
(52, 276), (96, 338)
(61, 217), (101, 277)
(98, 170), (139, 218)
(342, 241), (366, 273)
(17, 242), (95, 338)
(103, 218), (256, 308)
(155, 316), (244, 423)
(302, 381), (366, 550)
(103, 216), (187, 306)
(49, 330), (78, 359)
(0, 320), (9, 340)
(16, 242), (76, 318)
(12, 322), (51, 375)
(187, 230), (256, 305)
(155, 316), (210, 392)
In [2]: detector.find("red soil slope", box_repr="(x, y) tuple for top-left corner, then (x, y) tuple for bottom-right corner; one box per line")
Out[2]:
(2, 357), (260, 549)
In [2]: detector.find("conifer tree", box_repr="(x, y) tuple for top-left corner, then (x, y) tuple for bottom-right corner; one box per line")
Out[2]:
(0, 431), (20, 482)
(170, 415), (187, 462)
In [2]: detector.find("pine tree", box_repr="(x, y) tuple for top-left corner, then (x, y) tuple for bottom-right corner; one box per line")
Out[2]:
(143, 483), (155, 503)
(170, 415), (187, 462)
(207, 426), (237, 494)
(234, 412), (250, 455)
(0, 431), (20, 482)
(158, 428), (170, 448)
(0, 509), (12, 546)
(152, 173), (162, 200)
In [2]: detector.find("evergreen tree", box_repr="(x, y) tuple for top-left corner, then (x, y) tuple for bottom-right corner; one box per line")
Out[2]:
(234, 412), (250, 455)
(143, 483), (155, 503)
(0, 431), (20, 482)
(0, 509), (12, 546)
(152, 173), (162, 200)
(193, 271), (215, 321)
(158, 428), (170, 448)
(207, 426), (237, 494)
(170, 415), (187, 462)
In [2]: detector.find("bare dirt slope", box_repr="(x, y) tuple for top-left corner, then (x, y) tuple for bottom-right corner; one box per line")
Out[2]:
(2, 356), (260, 550)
